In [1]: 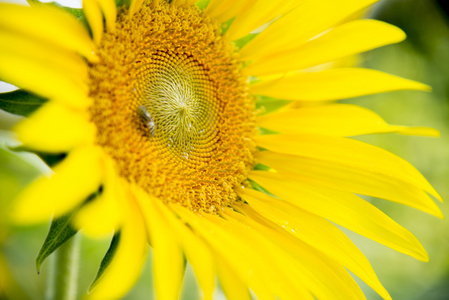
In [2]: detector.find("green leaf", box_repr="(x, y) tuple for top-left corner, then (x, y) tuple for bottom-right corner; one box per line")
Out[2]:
(0, 90), (47, 117)
(89, 232), (121, 292)
(35, 213), (79, 273)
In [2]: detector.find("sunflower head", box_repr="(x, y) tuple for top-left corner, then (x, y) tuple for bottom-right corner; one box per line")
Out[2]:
(89, 1), (255, 212)
(1, 0), (442, 299)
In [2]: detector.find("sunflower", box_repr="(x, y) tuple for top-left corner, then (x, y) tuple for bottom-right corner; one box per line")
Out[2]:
(0, 0), (443, 299)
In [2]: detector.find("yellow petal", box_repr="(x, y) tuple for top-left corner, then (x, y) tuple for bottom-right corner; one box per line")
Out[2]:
(257, 103), (438, 137)
(0, 31), (88, 81)
(148, 198), (216, 300)
(83, 0), (104, 45)
(173, 205), (314, 300)
(252, 68), (430, 101)
(256, 150), (442, 218)
(205, 0), (252, 24)
(12, 146), (103, 224)
(87, 197), (148, 300)
(73, 157), (123, 238)
(129, 0), (144, 17)
(222, 207), (365, 300)
(396, 127), (440, 137)
(133, 188), (185, 300)
(0, 3), (97, 62)
(239, 0), (378, 60)
(172, 205), (278, 300)
(254, 134), (442, 205)
(249, 171), (429, 261)
(238, 188), (391, 300)
(97, 0), (117, 33)
(226, 0), (298, 41)
(216, 259), (252, 300)
(244, 20), (405, 76)
(14, 102), (96, 153)
(0, 51), (91, 108)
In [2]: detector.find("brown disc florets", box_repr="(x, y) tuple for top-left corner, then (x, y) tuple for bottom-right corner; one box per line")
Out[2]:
(89, 0), (256, 212)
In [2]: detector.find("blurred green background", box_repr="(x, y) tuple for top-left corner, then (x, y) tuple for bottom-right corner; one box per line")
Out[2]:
(1, 0), (448, 299)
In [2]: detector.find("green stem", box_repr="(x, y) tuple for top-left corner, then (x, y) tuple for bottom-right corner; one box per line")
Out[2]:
(49, 234), (80, 300)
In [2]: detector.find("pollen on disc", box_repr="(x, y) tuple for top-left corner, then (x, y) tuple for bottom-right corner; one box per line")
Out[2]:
(135, 50), (221, 164)
(88, 0), (256, 212)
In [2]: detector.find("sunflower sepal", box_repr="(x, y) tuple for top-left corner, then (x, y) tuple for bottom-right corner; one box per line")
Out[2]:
(233, 33), (257, 50)
(35, 212), (79, 274)
(0, 89), (47, 117)
(9, 146), (67, 167)
(88, 232), (120, 293)
(115, 0), (129, 8)
(247, 178), (276, 198)
(255, 95), (291, 115)
(195, 0), (211, 10)
(26, 0), (85, 19)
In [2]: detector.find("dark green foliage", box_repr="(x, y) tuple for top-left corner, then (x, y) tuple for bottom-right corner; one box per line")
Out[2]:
(89, 232), (121, 291)
(0, 90), (46, 117)
(35, 213), (78, 273)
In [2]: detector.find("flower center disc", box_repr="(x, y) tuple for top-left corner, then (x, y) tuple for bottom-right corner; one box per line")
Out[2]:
(135, 50), (220, 162)
(89, 1), (255, 212)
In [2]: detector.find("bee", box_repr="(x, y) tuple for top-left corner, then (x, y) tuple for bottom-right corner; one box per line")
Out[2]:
(137, 105), (156, 137)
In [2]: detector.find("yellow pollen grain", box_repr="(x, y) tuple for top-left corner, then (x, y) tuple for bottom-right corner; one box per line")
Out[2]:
(88, 0), (256, 213)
